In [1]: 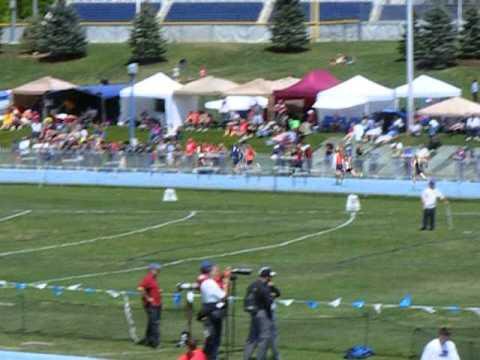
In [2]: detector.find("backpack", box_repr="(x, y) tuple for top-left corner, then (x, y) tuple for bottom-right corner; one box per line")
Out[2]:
(243, 282), (259, 314)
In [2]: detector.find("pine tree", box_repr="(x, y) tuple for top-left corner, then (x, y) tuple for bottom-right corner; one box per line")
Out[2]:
(417, 6), (457, 69)
(459, 7), (480, 59)
(39, 0), (87, 61)
(269, 0), (309, 52)
(129, 4), (167, 64)
(397, 12), (424, 61)
(21, 17), (45, 54)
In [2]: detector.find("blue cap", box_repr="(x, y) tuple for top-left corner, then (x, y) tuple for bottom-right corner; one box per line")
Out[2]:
(148, 263), (162, 270)
(200, 260), (213, 274)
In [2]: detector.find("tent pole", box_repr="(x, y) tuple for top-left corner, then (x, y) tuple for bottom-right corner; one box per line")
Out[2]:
(406, 0), (415, 134)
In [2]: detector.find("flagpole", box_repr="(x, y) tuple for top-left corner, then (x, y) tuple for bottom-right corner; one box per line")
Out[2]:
(406, 0), (414, 133)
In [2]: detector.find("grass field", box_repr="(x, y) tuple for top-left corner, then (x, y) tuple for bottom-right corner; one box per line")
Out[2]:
(0, 185), (479, 359)
(0, 42), (479, 97)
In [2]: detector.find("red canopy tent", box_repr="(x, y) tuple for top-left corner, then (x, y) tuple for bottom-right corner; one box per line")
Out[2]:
(273, 70), (340, 109)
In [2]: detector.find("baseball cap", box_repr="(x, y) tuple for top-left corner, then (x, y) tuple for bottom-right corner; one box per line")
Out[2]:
(200, 260), (214, 274)
(258, 266), (276, 278)
(148, 263), (162, 270)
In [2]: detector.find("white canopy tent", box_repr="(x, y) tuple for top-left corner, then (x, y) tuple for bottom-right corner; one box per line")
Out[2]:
(119, 73), (197, 131)
(313, 75), (396, 118)
(395, 75), (462, 98)
(205, 96), (268, 111)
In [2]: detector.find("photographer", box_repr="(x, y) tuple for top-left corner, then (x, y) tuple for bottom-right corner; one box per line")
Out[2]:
(243, 267), (276, 360)
(198, 260), (231, 360)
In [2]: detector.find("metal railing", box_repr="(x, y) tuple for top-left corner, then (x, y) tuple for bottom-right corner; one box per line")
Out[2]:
(1, 147), (479, 182)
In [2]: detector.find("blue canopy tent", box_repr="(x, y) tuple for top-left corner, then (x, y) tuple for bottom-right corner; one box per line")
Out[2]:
(80, 84), (126, 123)
(45, 84), (126, 123)
(0, 90), (12, 115)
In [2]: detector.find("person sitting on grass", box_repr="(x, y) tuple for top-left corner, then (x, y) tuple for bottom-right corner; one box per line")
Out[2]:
(198, 112), (213, 132)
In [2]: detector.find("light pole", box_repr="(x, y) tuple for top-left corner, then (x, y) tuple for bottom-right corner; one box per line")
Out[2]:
(457, 0), (463, 31)
(9, 0), (17, 44)
(127, 63), (139, 144)
(32, 0), (39, 18)
(406, 0), (414, 133)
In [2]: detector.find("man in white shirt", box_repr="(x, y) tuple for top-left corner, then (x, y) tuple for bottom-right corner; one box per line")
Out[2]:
(421, 327), (460, 360)
(199, 261), (231, 360)
(471, 79), (478, 102)
(421, 179), (448, 231)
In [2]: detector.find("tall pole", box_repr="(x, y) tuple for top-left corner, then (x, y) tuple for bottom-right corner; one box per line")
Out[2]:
(457, 0), (463, 31)
(127, 63), (139, 144)
(129, 74), (136, 143)
(406, 0), (415, 133)
(32, 0), (39, 18)
(9, 0), (17, 44)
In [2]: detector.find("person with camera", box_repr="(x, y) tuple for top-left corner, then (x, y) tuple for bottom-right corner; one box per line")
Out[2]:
(243, 267), (276, 360)
(137, 263), (162, 349)
(198, 260), (231, 360)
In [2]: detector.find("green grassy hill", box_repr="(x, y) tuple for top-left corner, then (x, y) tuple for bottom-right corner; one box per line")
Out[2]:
(0, 42), (478, 96)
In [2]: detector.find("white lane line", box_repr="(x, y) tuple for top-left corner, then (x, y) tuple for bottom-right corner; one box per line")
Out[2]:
(0, 211), (197, 258)
(89, 349), (169, 357)
(39, 213), (356, 284)
(23, 209), (333, 215)
(0, 210), (32, 223)
(452, 212), (480, 216)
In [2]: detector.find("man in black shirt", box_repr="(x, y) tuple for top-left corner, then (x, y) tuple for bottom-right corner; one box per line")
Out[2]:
(243, 267), (275, 360)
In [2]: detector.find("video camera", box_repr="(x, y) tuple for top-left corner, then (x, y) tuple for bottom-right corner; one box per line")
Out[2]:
(176, 282), (199, 291)
(231, 268), (252, 276)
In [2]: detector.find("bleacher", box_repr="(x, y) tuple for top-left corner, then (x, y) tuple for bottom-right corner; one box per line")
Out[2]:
(380, 4), (455, 21)
(165, 2), (263, 22)
(72, 2), (161, 21)
(319, 2), (372, 21)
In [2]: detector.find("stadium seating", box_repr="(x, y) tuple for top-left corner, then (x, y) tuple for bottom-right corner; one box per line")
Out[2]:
(380, 4), (456, 21)
(165, 2), (263, 22)
(319, 2), (372, 21)
(72, 2), (161, 22)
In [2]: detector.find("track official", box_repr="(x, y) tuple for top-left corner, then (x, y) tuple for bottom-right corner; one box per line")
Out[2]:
(421, 179), (448, 231)
(137, 263), (162, 348)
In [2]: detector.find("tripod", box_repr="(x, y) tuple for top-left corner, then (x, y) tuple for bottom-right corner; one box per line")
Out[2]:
(224, 275), (238, 360)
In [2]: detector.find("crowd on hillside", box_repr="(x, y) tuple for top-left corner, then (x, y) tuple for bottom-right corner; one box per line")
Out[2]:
(3, 95), (480, 178)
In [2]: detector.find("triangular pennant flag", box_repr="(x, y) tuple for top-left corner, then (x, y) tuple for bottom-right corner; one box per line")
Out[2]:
(373, 303), (382, 314)
(173, 292), (182, 307)
(399, 294), (412, 308)
(84, 288), (96, 294)
(106, 290), (120, 298)
(306, 300), (319, 309)
(67, 284), (82, 291)
(52, 286), (63, 296)
(328, 297), (342, 308)
(15, 283), (27, 290)
(352, 300), (365, 309)
(446, 305), (460, 314)
(418, 306), (436, 314)
(33, 283), (47, 290)
(278, 299), (294, 307)
(466, 307), (480, 317)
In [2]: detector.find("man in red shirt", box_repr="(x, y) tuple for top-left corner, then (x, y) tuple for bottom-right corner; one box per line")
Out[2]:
(137, 263), (162, 348)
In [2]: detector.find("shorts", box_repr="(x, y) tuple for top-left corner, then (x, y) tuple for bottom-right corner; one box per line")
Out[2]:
(336, 164), (344, 172)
